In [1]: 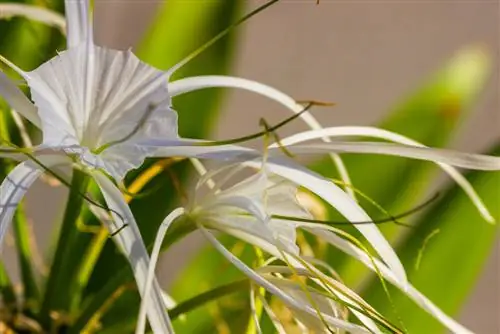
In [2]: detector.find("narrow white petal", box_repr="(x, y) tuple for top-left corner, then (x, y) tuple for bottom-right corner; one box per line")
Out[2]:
(147, 138), (256, 160)
(65, 0), (91, 47)
(149, 139), (407, 282)
(91, 172), (174, 334)
(276, 126), (494, 222)
(0, 71), (40, 127)
(0, 54), (29, 79)
(282, 142), (500, 171)
(136, 208), (184, 334)
(199, 226), (371, 333)
(0, 155), (69, 247)
(306, 226), (474, 334)
(252, 158), (408, 285)
(258, 294), (287, 334)
(249, 286), (263, 334)
(0, 3), (65, 32)
(168, 75), (355, 199)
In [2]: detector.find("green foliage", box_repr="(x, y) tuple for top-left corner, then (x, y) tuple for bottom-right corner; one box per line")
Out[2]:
(361, 145), (500, 333)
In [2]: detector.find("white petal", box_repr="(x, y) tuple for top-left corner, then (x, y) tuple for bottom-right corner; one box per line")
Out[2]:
(91, 172), (174, 334)
(0, 3), (65, 32)
(258, 294), (287, 334)
(275, 126), (494, 222)
(65, 0), (91, 47)
(168, 75), (355, 199)
(136, 208), (184, 334)
(306, 226), (474, 334)
(0, 71), (40, 127)
(252, 158), (408, 285)
(199, 226), (371, 334)
(149, 140), (407, 282)
(147, 139), (256, 160)
(281, 142), (500, 171)
(0, 155), (69, 247)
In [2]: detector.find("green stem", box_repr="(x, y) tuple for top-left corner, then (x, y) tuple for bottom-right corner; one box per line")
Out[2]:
(39, 169), (90, 327)
(169, 279), (249, 320)
(69, 217), (196, 333)
(12, 206), (40, 310)
(70, 228), (109, 314)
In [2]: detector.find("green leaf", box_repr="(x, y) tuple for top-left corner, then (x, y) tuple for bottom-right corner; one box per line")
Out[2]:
(361, 145), (500, 333)
(310, 46), (492, 286)
(169, 236), (254, 333)
(74, 1), (242, 330)
(0, 261), (17, 308)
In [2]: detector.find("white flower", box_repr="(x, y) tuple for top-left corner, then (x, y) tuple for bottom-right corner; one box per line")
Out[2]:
(0, 1), (498, 333)
(139, 162), (479, 333)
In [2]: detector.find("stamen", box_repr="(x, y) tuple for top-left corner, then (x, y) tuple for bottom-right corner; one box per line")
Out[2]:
(169, 0), (281, 74)
(110, 224), (129, 237)
(93, 101), (159, 154)
(259, 118), (294, 158)
(196, 102), (318, 147)
(274, 192), (440, 227)
(1, 139), (125, 223)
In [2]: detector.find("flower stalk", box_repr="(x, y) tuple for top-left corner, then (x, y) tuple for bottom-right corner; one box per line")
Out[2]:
(40, 169), (90, 326)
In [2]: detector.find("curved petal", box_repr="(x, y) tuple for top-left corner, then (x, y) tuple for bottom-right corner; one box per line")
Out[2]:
(275, 126), (494, 222)
(148, 140), (406, 283)
(0, 3), (65, 32)
(136, 208), (184, 334)
(280, 142), (500, 171)
(306, 226), (473, 334)
(0, 155), (69, 247)
(168, 75), (355, 199)
(0, 71), (40, 127)
(65, 0), (92, 47)
(253, 158), (408, 285)
(91, 172), (174, 334)
(199, 225), (371, 334)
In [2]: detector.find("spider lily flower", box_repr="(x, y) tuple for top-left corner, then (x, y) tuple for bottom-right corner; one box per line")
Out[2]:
(138, 162), (475, 333)
(0, 0), (398, 331)
(137, 166), (384, 333)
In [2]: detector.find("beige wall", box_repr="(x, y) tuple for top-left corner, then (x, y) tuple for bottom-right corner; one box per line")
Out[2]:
(6, 0), (498, 332)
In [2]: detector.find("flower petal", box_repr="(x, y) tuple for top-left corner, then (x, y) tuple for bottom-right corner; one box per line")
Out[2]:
(91, 172), (174, 334)
(0, 155), (69, 247)
(281, 142), (500, 171)
(306, 226), (473, 334)
(252, 158), (408, 285)
(0, 71), (40, 127)
(199, 225), (371, 334)
(275, 126), (495, 222)
(0, 3), (65, 32)
(168, 75), (355, 198)
(136, 208), (184, 334)
(65, 0), (91, 47)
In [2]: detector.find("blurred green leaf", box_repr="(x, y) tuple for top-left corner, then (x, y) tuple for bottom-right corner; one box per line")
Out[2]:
(0, 0), (65, 314)
(311, 46), (492, 286)
(170, 236), (253, 333)
(76, 1), (242, 330)
(361, 145), (500, 333)
(0, 262), (17, 307)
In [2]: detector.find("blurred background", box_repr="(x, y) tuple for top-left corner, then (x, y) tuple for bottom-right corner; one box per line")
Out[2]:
(2, 0), (497, 332)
